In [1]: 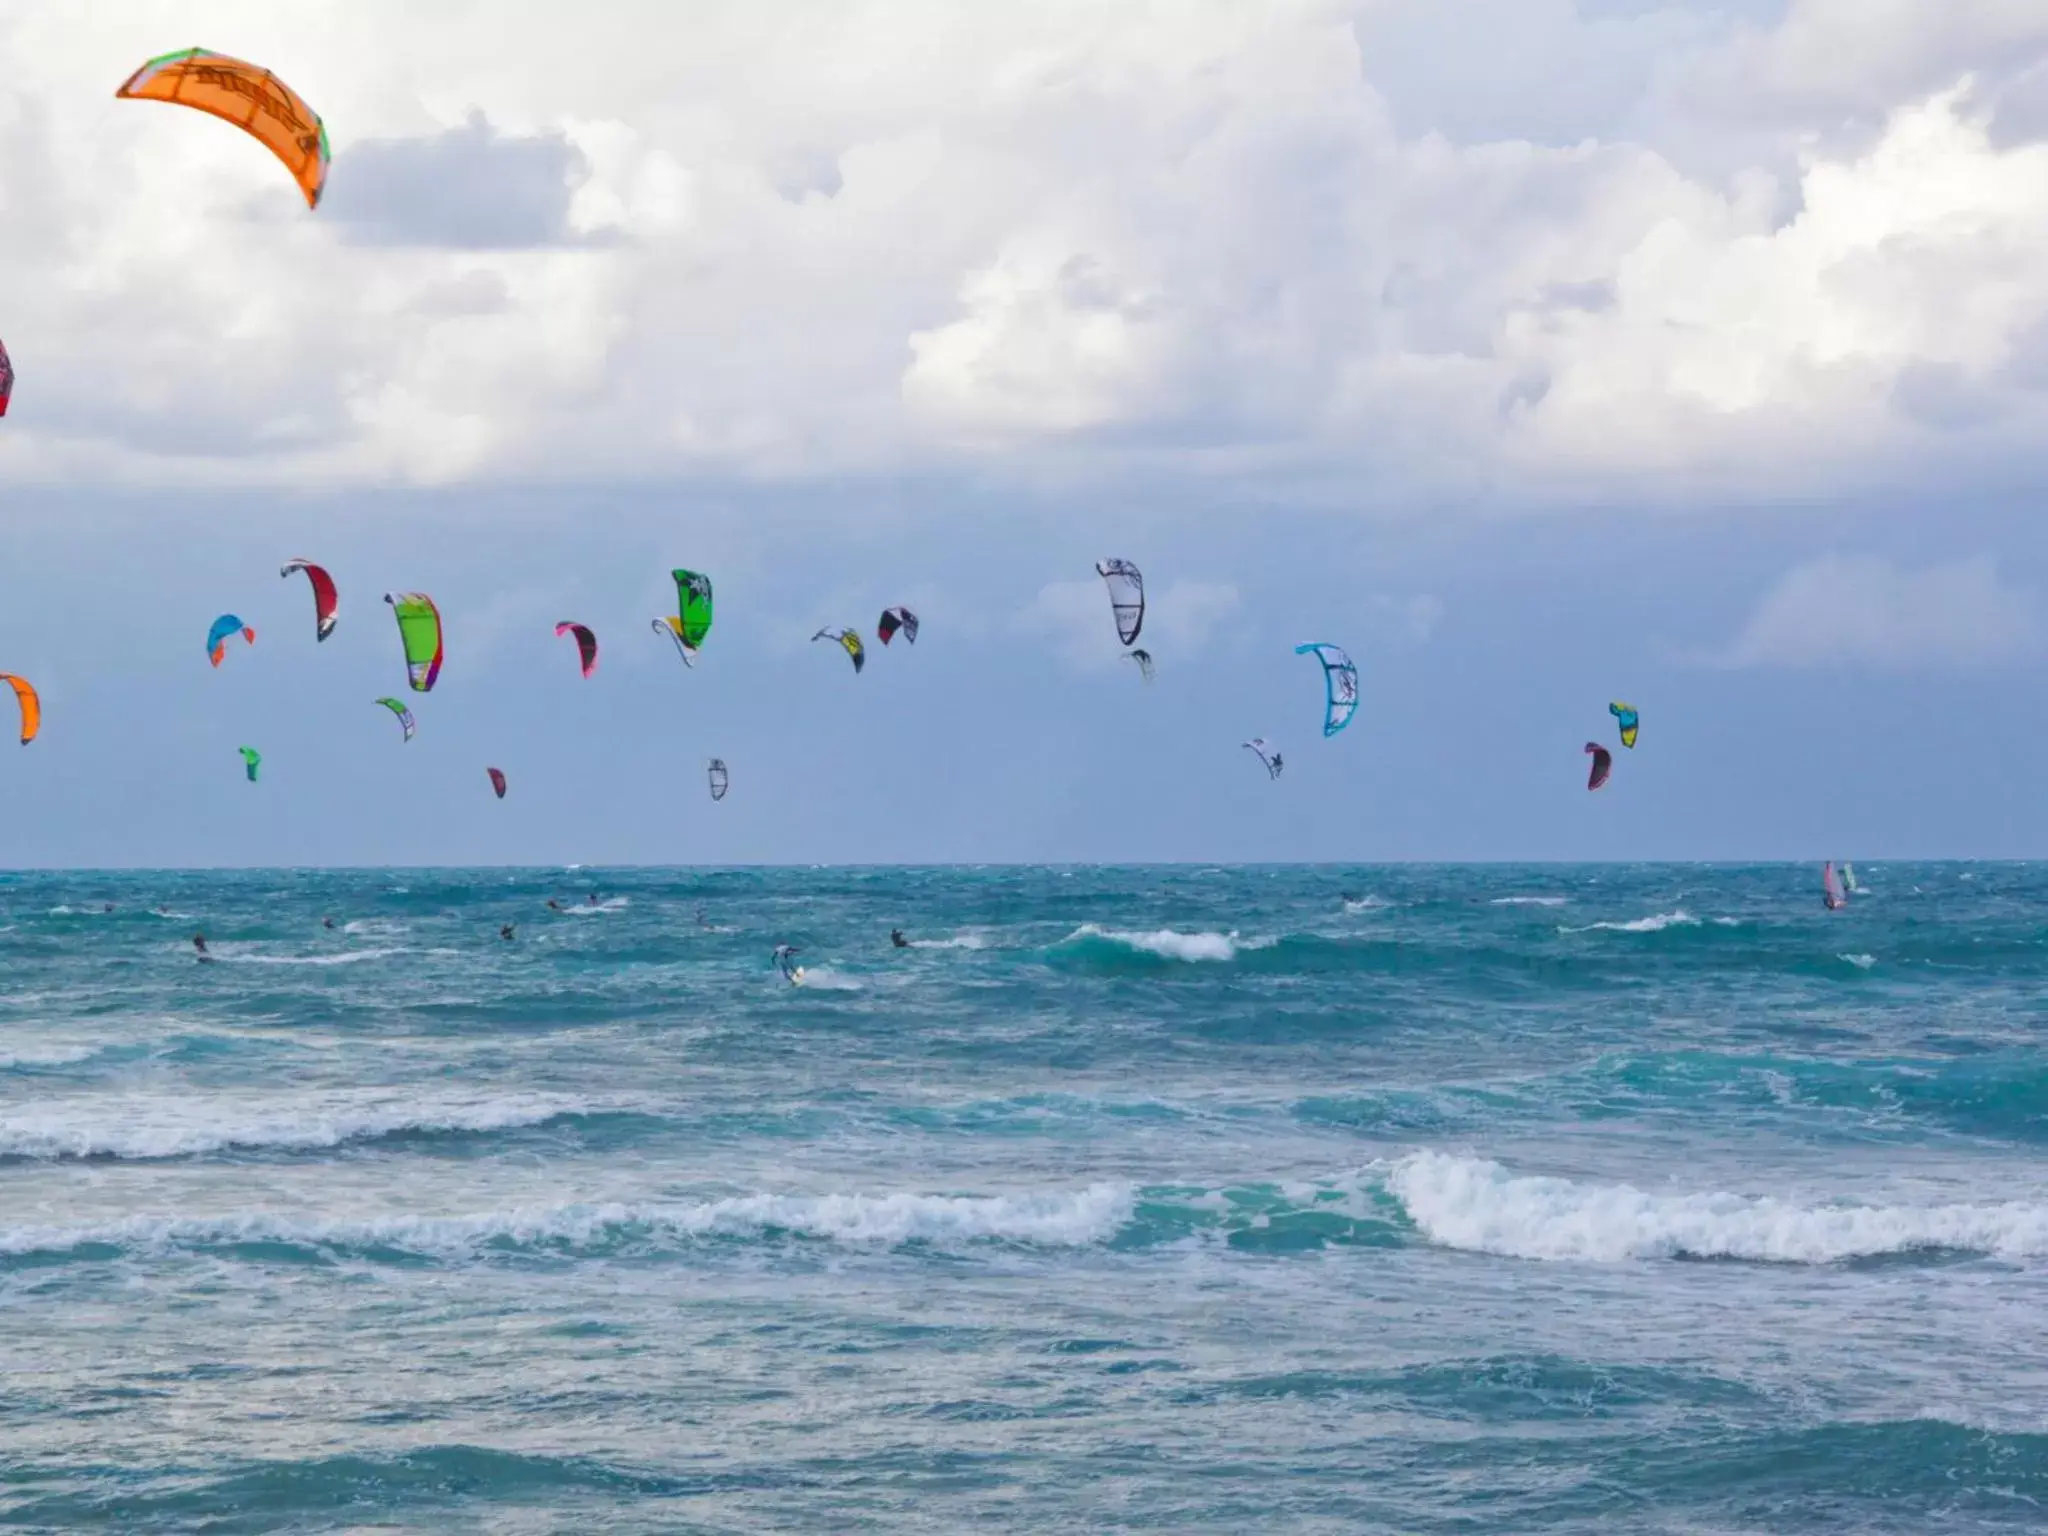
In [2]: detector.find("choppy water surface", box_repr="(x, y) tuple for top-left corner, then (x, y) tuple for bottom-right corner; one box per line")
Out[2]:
(1, 864), (2044, 1531)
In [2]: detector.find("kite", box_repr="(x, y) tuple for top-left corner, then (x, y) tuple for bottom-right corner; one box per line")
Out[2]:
(1585, 742), (1613, 792)
(812, 627), (865, 674)
(375, 697), (415, 742)
(1610, 701), (1639, 750)
(554, 622), (599, 678)
(238, 746), (261, 783)
(487, 766), (507, 799)
(0, 675), (39, 745)
(1128, 649), (1155, 683)
(280, 559), (338, 641)
(1096, 559), (1144, 646)
(0, 335), (13, 417)
(1242, 738), (1283, 779)
(1294, 643), (1359, 737)
(206, 615), (255, 667)
(878, 607), (919, 646)
(383, 593), (443, 693)
(708, 758), (729, 802)
(115, 49), (330, 208)
(1823, 861), (1847, 911)
(653, 569), (714, 666)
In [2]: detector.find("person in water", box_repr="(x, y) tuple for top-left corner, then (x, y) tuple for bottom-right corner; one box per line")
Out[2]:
(891, 928), (908, 949)
(322, 917), (336, 930)
(192, 932), (209, 957)
(500, 924), (516, 941)
(546, 899), (563, 912)
(588, 893), (600, 906)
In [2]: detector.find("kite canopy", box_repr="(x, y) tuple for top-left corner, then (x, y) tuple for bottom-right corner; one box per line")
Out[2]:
(1610, 701), (1639, 750)
(206, 614), (255, 667)
(1096, 559), (1144, 646)
(0, 674), (39, 745)
(0, 335), (13, 417)
(812, 627), (865, 674)
(878, 607), (919, 646)
(654, 571), (713, 666)
(375, 696), (415, 742)
(554, 621), (599, 678)
(487, 766), (507, 799)
(1294, 643), (1359, 737)
(708, 758), (729, 802)
(1128, 649), (1155, 683)
(383, 593), (443, 693)
(116, 48), (330, 208)
(238, 746), (261, 782)
(280, 559), (338, 641)
(1242, 738), (1283, 779)
(1585, 742), (1613, 792)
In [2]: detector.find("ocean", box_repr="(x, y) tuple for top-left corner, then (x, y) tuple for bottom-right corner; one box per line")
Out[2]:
(0, 863), (2043, 1532)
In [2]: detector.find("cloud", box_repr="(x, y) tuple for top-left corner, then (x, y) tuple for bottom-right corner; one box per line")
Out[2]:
(1718, 554), (2040, 670)
(323, 112), (589, 249)
(1016, 576), (1242, 670)
(0, 1), (2043, 502)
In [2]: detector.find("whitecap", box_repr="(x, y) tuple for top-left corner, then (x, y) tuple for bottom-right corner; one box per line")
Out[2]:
(1065, 924), (1240, 962)
(1840, 953), (1877, 970)
(1559, 910), (1699, 935)
(210, 946), (409, 967)
(1386, 1151), (2048, 1264)
(910, 932), (988, 951)
(1490, 896), (1568, 907)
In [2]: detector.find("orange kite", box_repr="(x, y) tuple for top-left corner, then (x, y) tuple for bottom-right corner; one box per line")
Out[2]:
(116, 48), (329, 208)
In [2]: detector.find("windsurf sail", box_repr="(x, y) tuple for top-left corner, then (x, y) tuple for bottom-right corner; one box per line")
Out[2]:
(0, 335), (13, 416)
(708, 758), (729, 801)
(374, 696), (415, 742)
(487, 766), (507, 799)
(878, 606), (919, 646)
(1128, 649), (1154, 683)
(206, 614), (255, 667)
(1610, 701), (1639, 749)
(1841, 862), (1859, 893)
(383, 592), (443, 692)
(238, 745), (261, 782)
(280, 559), (338, 641)
(1585, 742), (1613, 791)
(1824, 861), (1846, 910)
(116, 48), (330, 208)
(813, 627), (865, 674)
(0, 674), (40, 745)
(554, 621), (599, 678)
(1096, 560), (1144, 645)
(1294, 643), (1359, 737)
(1242, 738), (1283, 779)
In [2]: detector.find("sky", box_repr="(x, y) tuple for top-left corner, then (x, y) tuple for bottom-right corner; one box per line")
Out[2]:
(2, 0), (2047, 866)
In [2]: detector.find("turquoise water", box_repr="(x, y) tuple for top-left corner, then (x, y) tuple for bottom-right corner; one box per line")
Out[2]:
(1, 864), (2044, 1531)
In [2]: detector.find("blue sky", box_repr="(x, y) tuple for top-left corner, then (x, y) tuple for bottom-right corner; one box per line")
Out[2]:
(2, 1), (2047, 865)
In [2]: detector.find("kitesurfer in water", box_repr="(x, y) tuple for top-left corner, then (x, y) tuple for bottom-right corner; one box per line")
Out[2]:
(192, 932), (210, 960)
(322, 917), (336, 931)
(500, 924), (516, 941)
(891, 928), (909, 949)
(546, 899), (563, 912)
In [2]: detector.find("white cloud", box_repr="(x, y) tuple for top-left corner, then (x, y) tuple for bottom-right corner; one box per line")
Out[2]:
(1016, 576), (1242, 671)
(1719, 553), (2040, 670)
(0, 0), (2043, 503)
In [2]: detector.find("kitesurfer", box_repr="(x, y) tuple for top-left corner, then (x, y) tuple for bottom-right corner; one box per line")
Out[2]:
(322, 917), (336, 930)
(192, 932), (210, 960)
(500, 924), (516, 941)
(547, 899), (563, 912)
(891, 929), (909, 949)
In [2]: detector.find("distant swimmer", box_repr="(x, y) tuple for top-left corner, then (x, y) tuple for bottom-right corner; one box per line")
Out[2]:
(500, 924), (516, 941)
(891, 928), (909, 949)
(192, 932), (211, 962)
